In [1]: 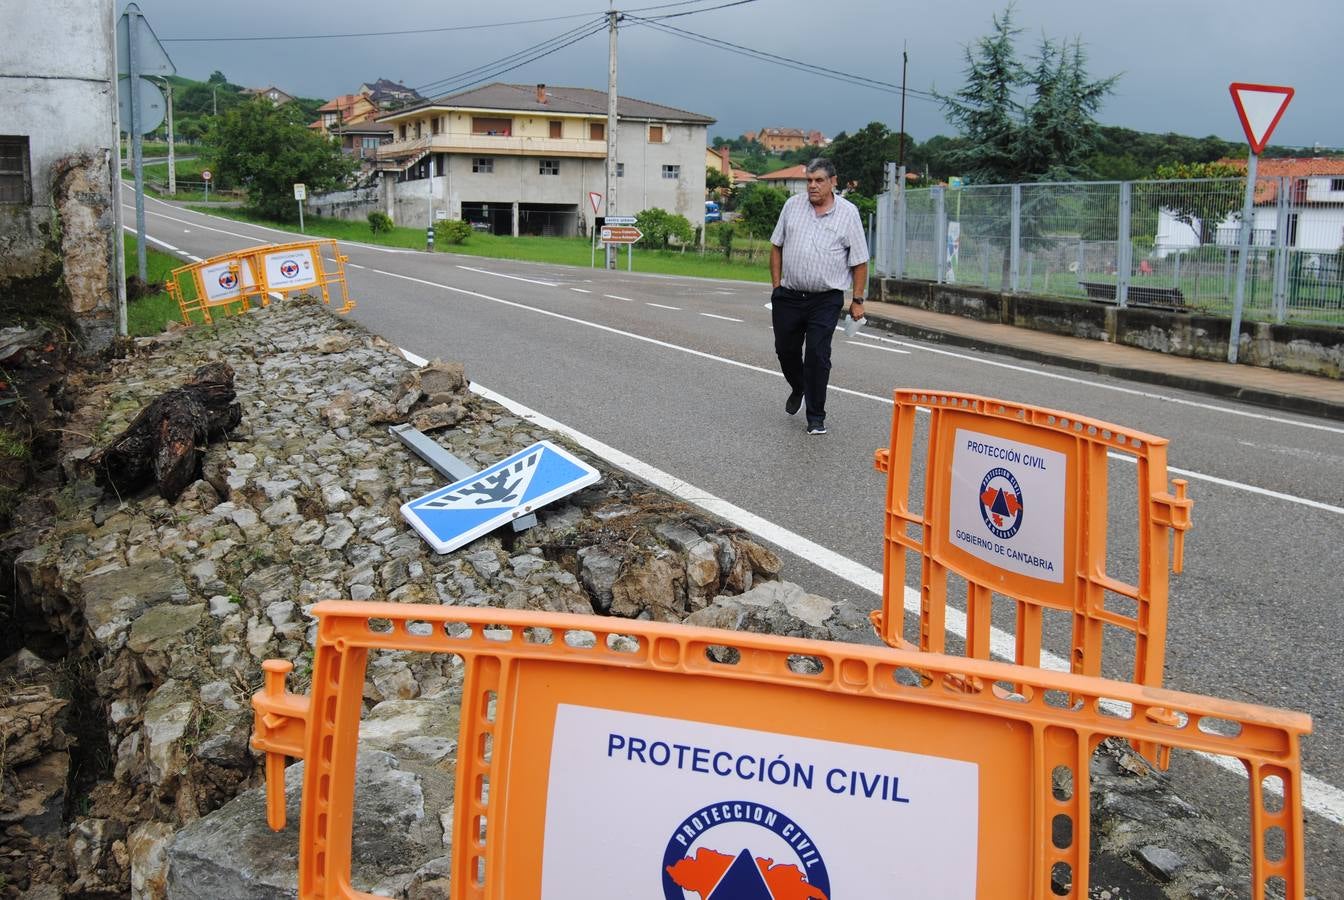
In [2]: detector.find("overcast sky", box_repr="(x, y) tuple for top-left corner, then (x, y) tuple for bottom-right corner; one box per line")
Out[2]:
(139, 0), (1343, 152)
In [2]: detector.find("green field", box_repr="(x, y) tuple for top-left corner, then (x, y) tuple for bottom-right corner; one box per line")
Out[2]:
(192, 207), (773, 282)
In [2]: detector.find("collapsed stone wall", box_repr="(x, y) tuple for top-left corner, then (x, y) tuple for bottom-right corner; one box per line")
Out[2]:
(0, 300), (1265, 898)
(0, 152), (119, 352)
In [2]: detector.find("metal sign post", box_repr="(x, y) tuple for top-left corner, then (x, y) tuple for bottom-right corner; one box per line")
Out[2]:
(293, 183), (307, 233)
(201, 169), (211, 203)
(116, 3), (174, 285)
(1226, 82), (1294, 364)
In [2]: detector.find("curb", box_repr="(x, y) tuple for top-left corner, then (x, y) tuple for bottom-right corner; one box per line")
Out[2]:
(863, 314), (1344, 423)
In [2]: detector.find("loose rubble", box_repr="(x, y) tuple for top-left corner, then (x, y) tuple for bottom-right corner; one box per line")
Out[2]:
(0, 299), (1266, 898)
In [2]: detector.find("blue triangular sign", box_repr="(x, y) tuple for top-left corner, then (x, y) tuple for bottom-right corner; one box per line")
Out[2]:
(400, 440), (600, 554)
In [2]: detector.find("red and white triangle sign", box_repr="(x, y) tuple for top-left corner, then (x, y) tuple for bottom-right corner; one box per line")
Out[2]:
(1229, 82), (1294, 154)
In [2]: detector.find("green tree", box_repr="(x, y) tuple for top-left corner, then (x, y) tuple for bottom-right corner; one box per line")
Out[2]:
(706, 167), (730, 195)
(1148, 161), (1245, 243)
(207, 70), (228, 85)
(736, 183), (789, 237)
(634, 207), (694, 249)
(208, 99), (355, 221)
(826, 122), (914, 195)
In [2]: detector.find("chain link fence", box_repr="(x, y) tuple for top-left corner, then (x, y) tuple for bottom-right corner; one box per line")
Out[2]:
(877, 172), (1344, 325)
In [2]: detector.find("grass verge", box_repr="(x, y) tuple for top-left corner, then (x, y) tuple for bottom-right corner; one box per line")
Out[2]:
(124, 234), (204, 336)
(191, 206), (773, 282)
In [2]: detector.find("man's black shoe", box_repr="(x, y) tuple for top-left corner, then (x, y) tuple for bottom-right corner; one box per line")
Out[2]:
(807, 421), (828, 435)
(785, 390), (804, 416)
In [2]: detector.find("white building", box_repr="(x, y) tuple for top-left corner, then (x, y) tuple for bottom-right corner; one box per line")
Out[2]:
(1, 0), (121, 348)
(374, 82), (713, 235)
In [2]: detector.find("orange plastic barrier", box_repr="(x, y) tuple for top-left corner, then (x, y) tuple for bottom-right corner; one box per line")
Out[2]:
(873, 392), (1192, 749)
(251, 602), (1307, 899)
(166, 239), (356, 325)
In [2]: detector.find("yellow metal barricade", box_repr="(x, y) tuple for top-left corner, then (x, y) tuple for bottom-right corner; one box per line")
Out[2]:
(873, 392), (1192, 747)
(165, 239), (356, 326)
(252, 602), (1308, 900)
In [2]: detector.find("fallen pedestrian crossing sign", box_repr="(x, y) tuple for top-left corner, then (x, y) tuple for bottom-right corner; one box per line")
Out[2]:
(400, 440), (601, 554)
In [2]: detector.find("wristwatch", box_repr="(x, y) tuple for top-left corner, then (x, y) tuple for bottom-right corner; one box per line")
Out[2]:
(852, 297), (865, 303)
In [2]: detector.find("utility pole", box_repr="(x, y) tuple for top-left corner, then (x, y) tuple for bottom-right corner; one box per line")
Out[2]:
(898, 43), (908, 169)
(605, 6), (619, 270)
(127, 5), (147, 284)
(163, 78), (176, 195)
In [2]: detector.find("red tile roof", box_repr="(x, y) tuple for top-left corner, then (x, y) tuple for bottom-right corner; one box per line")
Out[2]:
(759, 164), (807, 181)
(1218, 157), (1344, 204)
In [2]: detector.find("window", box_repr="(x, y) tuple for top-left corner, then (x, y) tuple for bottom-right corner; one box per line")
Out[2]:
(662, 164), (681, 180)
(540, 159), (560, 175)
(648, 125), (664, 143)
(590, 122), (605, 141)
(549, 120), (563, 139)
(472, 116), (512, 136)
(0, 136), (30, 204)
(399, 124), (408, 140)
(1332, 178), (1344, 192)
(616, 162), (624, 177)
(472, 157), (493, 174)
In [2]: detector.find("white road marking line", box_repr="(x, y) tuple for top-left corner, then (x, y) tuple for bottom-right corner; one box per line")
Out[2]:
(124, 205), (273, 243)
(123, 226), (179, 253)
(187, 255), (203, 262)
(348, 263), (365, 270)
(1107, 454), (1344, 516)
(369, 266), (1336, 514)
(456, 265), (558, 287)
(570, 288), (592, 294)
(646, 302), (681, 310)
(604, 294), (636, 302)
(700, 313), (743, 322)
(848, 340), (910, 355)
(856, 331), (1344, 436)
(398, 344), (1344, 828)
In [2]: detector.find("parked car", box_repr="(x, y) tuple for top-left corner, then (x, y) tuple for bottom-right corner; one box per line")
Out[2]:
(705, 200), (722, 223)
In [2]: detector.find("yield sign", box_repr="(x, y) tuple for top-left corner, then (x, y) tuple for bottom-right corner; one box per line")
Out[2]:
(1229, 82), (1294, 154)
(588, 191), (603, 214)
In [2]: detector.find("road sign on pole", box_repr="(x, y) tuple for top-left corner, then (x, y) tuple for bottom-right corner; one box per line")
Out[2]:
(116, 76), (165, 134)
(117, 2), (175, 287)
(588, 191), (602, 214)
(1229, 82), (1294, 154)
(599, 226), (642, 244)
(116, 4), (175, 77)
(1226, 82), (1293, 363)
(201, 169), (211, 203)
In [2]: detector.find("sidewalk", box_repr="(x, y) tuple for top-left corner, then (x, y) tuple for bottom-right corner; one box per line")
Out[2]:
(861, 299), (1344, 421)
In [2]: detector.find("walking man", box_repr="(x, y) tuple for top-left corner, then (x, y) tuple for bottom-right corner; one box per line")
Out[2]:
(769, 158), (869, 435)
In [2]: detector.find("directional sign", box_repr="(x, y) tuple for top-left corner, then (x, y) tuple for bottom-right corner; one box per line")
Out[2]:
(600, 226), (643, 244)
(605, 215), (637, 225)
(116, 3), (176, 77)
(117, 76), (165, 134)
(1229, 82), (1294, 154)
(401, 440), (601, 554)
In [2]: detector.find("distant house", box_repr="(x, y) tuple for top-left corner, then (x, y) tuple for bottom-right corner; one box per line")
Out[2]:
(372, 81), (713, 234)
(241, 85), (295, 106)
(705, 146), (732, 190)
(358, 78), (423, 110)
(806, 129), (831, 148)
(310, 93), (381, 135)
(1155, 157), (1344, 256)
(758, 164), (808, 195)
(333, 121), (393, 161)
(730, 168), (757, 185)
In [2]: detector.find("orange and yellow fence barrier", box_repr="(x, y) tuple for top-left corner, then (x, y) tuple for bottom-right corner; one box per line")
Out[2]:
(252, 602), (1309, 900)
(165, 239), (356, 325)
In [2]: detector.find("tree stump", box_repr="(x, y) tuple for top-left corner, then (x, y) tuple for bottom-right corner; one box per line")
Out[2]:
(91, 362), (242, 502)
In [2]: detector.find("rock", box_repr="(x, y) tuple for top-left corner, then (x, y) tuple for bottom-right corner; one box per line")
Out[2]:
(260, 495), (301, 526)
(577, 547), (621, 613)
(1135, 845), (1185, 882)
(0, 686), (69, 768)
(165, 751), (445, 900)
(127, 603), (206, 662)
(409, 402), (466, 433)
(686, 581), (835, 639)
(313, 334), (353, 354)
(141, 681), (196, 785)
(129, 821), (177, 900)
(80, 559), (187, 646)
(610, 554), (686, 621)
(415, 360), (466, 399)
(0, 750), (69, 837)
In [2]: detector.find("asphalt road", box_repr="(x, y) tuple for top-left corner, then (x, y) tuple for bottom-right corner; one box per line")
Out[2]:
(125, 196), (1344, 895)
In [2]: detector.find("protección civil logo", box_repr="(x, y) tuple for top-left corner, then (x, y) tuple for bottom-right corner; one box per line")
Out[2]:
(662, 801), (830, 899)
(978, 466), (1024, 540)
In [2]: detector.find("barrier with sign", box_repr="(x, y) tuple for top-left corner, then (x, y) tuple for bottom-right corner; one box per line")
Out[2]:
(872, 391), (1192, 762)
(251, 602), (1308, 899)
(165, 239), (356, 325)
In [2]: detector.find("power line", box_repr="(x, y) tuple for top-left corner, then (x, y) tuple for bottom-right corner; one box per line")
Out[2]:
(643, 0), (762, 20)
(410, 19), (609, 101)
(627, 16), (941, 104)
(159, 1), (749, 43)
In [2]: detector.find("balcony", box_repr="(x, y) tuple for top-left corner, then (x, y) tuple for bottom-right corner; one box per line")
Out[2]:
(377, 132), (606, 163)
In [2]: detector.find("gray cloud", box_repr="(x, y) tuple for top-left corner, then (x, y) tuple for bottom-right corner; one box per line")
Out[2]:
(141, 0), (1342, 151)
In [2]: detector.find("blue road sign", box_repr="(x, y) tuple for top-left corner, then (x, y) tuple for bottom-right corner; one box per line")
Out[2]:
(400, 440), (601, 554)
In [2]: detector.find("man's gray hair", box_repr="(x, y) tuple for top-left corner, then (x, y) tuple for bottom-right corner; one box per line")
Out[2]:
(805, 158), (837, 179)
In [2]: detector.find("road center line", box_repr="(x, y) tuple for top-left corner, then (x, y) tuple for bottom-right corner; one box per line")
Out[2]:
(646, 302), (681, 310)
(700, 313), (743, 322)
(849, 340), (910, 355)
(604, 294), (636, 302)
(456, 264), (558, 287)
(397, 345), (1344, 828)
(570, 288), (591, 294)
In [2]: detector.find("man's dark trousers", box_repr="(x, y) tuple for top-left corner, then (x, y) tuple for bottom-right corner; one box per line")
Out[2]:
(771, 286), (844, 425)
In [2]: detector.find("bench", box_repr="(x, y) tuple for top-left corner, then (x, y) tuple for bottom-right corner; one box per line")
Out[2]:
(1078, 280), (1185, 310)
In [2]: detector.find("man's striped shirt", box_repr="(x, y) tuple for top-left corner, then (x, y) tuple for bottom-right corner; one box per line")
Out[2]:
(769, 192), (870, 292)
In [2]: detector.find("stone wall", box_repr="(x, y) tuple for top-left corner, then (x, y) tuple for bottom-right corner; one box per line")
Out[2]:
(876, 277), (1344, 379)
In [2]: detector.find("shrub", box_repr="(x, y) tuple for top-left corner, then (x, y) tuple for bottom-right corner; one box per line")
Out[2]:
(367, 211), (394, 234)
(634, 207), (694, 250)
(436, 219), (472, 245)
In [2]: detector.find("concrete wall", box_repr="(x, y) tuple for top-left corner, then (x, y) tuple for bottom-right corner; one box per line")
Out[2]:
(0, 0), (120, 349)
(609, 120), (707, 228)
(876, 277), (1344, 379)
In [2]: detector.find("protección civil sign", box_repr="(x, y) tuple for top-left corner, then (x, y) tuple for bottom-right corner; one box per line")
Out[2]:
(947, 427), (1066, 583)
(401, 440), (600, 554)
